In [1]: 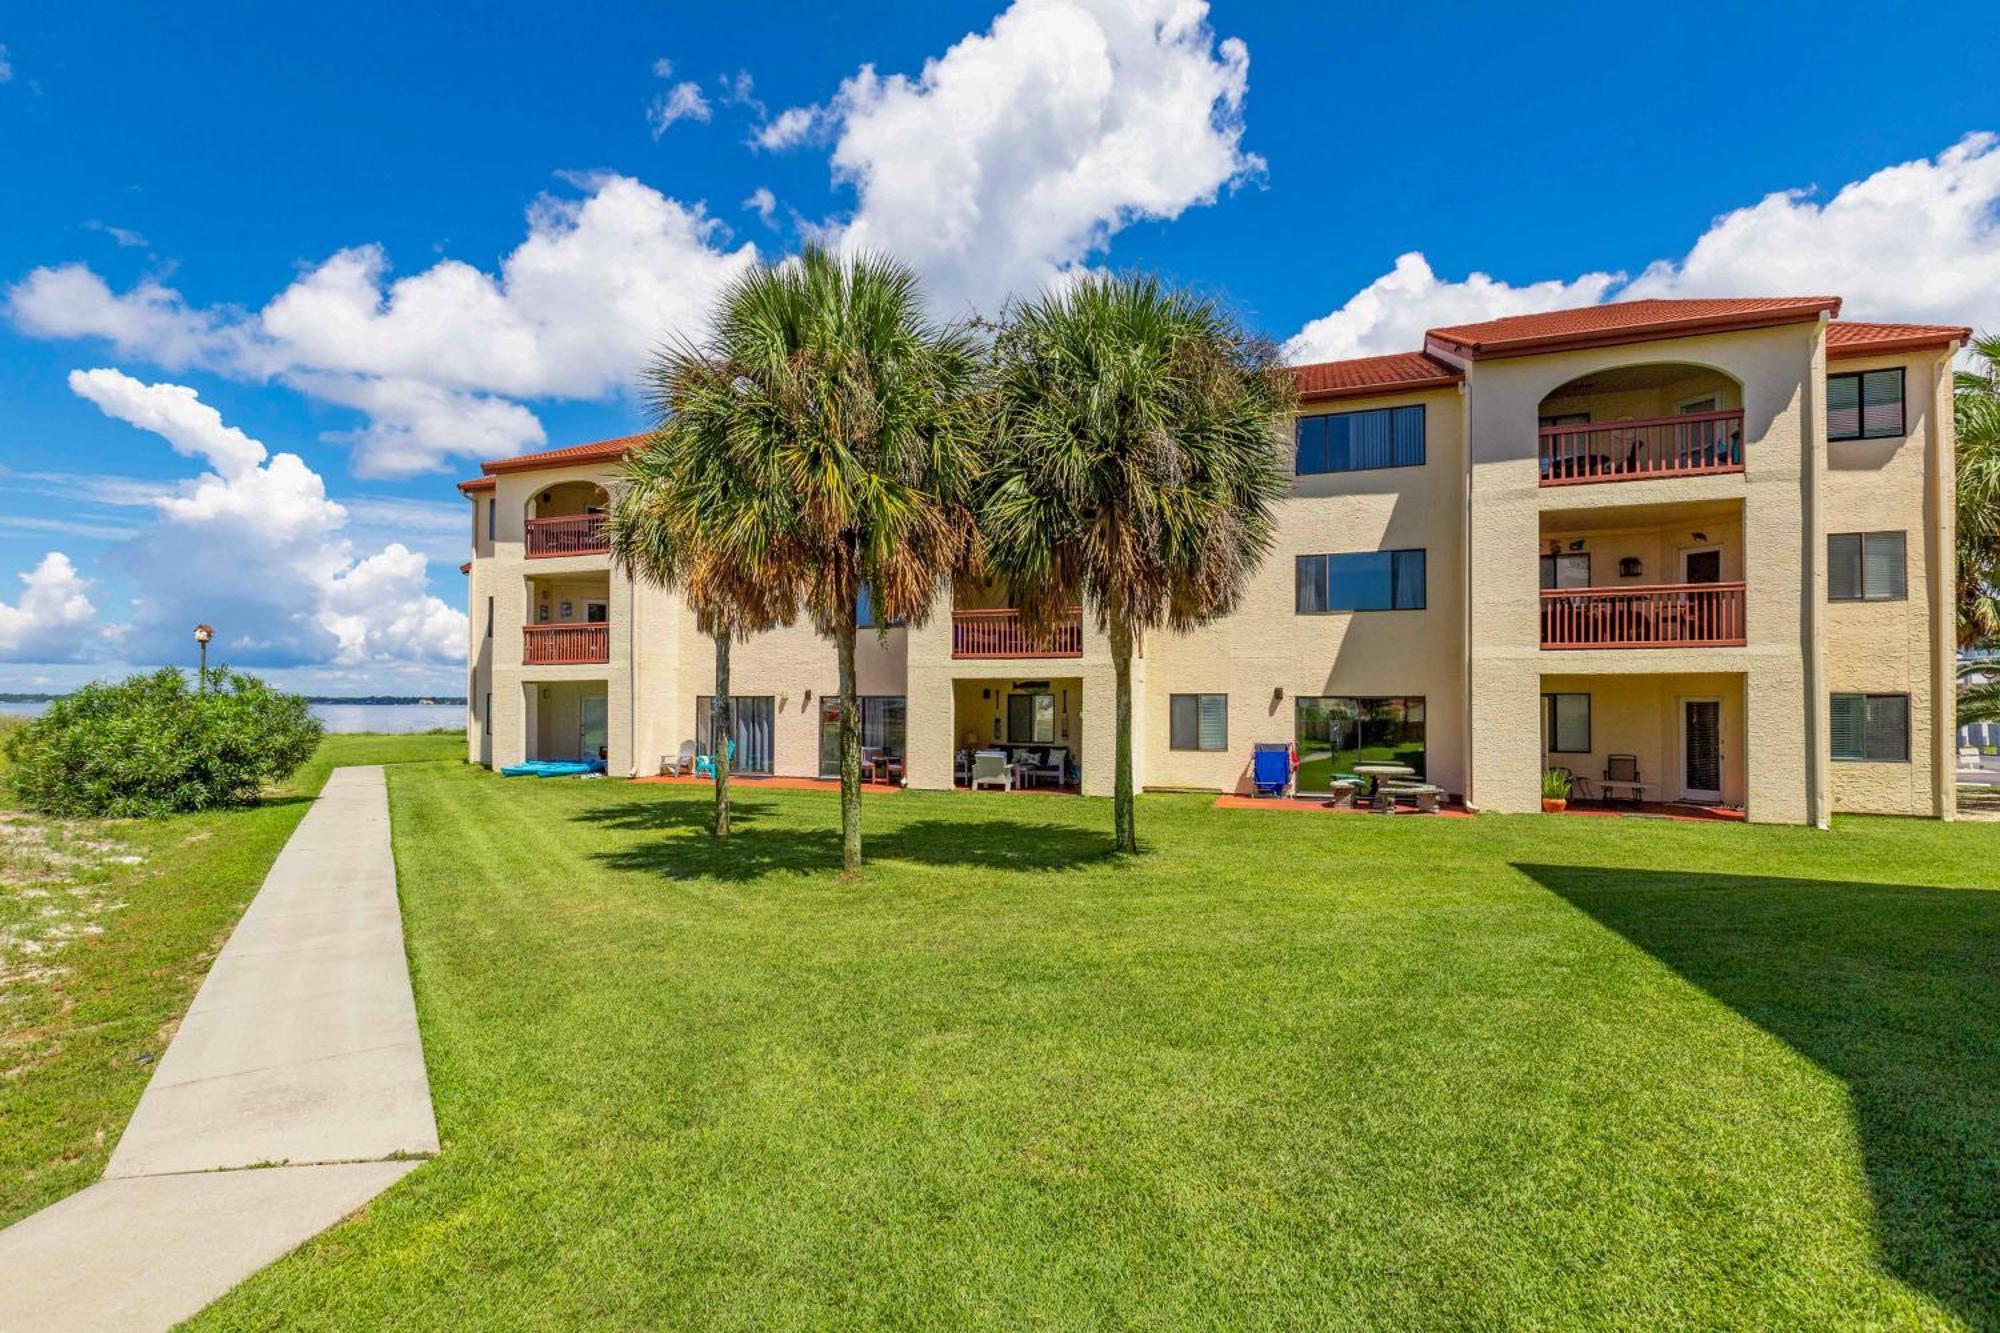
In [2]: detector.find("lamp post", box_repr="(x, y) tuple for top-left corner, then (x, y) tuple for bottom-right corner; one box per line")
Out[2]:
(193, 623), (214, 692)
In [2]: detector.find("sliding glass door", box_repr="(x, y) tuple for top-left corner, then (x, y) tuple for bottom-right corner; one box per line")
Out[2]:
(695, 695), (775, 774)
(818, 696), (907, 777)
(1293, 696), (1425, 792)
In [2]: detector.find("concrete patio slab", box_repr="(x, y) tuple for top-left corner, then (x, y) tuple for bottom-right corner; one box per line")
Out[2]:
(0, 765), (438, 1330)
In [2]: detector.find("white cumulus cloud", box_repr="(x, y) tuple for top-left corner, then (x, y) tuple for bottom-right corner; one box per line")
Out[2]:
(648, 79), (712, 138)
(743, 186), (778, 225)
(0, 553), (96, 663)
(808, 0), (1262, 317)
(66, 369), (466, 669)
(1288, 133), (2000, 363)
(9, 176), (759, 475)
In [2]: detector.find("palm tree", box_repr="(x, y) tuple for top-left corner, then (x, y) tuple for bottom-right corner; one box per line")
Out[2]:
(1957, 334), (2000, 648)
(605, 343), (805, 838)
(980, 274), (1295, 854)
(704, 246), (983, 873)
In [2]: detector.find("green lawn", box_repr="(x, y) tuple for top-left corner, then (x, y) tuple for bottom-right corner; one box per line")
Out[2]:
(176, 762), (1998, 1330)
(0, 730), (460, 1226)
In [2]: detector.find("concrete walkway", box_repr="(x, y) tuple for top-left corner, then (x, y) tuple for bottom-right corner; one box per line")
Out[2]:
(0, 766), (438, 1332)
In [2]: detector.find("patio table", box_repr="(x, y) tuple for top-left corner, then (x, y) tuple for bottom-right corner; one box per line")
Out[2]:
(1352, 762), (1416, 811)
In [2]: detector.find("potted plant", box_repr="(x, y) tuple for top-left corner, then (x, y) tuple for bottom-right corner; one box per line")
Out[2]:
(1541, 768), (1573, 813)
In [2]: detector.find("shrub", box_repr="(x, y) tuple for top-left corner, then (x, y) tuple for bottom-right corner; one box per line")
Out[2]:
(4, 668), (323, 817)
(1541, 768), (1574, 800)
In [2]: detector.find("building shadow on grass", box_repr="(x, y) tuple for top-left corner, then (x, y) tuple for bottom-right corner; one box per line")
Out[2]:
(1519, 863), (1999, 1328)
(574, 797), (1117, 880)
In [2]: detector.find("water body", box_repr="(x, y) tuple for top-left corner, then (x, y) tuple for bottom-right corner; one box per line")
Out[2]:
(1, 701), (463, 734)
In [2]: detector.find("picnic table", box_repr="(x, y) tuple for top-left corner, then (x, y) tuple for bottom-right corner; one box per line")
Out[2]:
(1352, 762), (1417, 811)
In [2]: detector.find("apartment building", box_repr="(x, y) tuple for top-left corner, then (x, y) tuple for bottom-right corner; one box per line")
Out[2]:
(460, 296), (1965, 825)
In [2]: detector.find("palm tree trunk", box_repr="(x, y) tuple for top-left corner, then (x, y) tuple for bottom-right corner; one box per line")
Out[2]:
(837, 614), (862, 874)
(711, 632), (731, 838)
(1109, 609), (1137, 854)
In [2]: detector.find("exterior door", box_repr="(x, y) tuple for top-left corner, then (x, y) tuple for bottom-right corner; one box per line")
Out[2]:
(579, 694), (608, 761)
(1681, 547), (1722, 584)
(1681, 698), (1722, 803)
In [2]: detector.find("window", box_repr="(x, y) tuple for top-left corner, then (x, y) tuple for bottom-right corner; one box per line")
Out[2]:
(1170, 694), (1228, 751)
(486, 499), (496, 541)
(482, 691), (491, 736)
(485, 595), (494, 639)
(1296, 549), (1426, 612)
(1827, 368), (1905, 441)
(855, 586), (904, 629)
(1007, 692), (1057, 744)
(1540, 552), (1591, 589)
(1831, 693), (1910, 762)
(695, 695), (776, 773)
(1293, 696), (1425, 790)
(1543, 693), (1591, 753)
(1828, 531), (1907, 602)
(819, 696), (907, 776)
(1295, 405), (1425, 474)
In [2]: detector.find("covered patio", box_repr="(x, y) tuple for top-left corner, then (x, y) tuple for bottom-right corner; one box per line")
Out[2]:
(950, 675), (1083, 791)
(1542, 670), (1748, 814)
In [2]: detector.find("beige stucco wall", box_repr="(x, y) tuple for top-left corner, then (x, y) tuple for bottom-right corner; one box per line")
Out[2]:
(1461, 322), (1823, 824)
(461, 326), (1951, 823)
(1822, 349), (1957, 815)
(1141, 385), (1468, 796)
(1541, 671), (1747, 808)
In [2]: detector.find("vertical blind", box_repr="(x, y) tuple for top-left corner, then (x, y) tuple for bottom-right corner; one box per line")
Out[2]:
(1296, 404), (1425, 474)
(695, 695), (776, 773)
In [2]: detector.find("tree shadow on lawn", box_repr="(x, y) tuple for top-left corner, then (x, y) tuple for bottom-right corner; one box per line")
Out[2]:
(574, 797), (1117, 881)
(1520, 863), (1999, 1328)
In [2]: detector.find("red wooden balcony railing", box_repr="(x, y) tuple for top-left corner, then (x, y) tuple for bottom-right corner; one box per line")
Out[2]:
(525, 513), (609, 558)
(522, 623), (609, 665)
(1539, 410), (1745, 485)
(1541, 583), (1746, 649)
(951, 608), (1083, 659)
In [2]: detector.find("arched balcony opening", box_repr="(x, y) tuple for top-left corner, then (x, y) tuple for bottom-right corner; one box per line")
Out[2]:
(1538, 363), (1745, 486)
(524, 481), (610, 557)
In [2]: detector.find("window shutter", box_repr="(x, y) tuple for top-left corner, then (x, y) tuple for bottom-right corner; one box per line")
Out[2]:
(1861, 370), (1905, 438)
(1865, 695), (1908, 761)
(1198, 695), (1228, 750)
(1863, 532), (1906, 600)
(1827, 374), (1861, 440)
(1170, 695), (1196, 749)
(1828, 534), (1862, 600)
(1830, 695), (1866, 760)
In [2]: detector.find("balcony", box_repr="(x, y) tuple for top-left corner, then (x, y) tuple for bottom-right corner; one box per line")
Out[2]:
(951, 608), (1083, 659)
(523, 623), (609, 665)
(525, 513), (609, 558)
(1539, 411), (1744, 486)
(1541, 583), (1746, 649)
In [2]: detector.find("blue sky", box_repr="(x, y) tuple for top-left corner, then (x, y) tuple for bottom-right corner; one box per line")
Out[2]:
(1, 0), (1995, 694)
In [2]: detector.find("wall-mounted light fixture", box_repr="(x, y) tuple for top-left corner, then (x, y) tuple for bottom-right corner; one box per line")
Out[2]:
(1272, 686), (1285, 702)
(1691, 531), (1708, 543)
(803, 688), (812, 703)
(1568, 539), (1586, 552)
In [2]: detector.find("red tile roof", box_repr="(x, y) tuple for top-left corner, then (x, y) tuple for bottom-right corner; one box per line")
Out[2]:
(1292, 351), (1462, 402)
(456, 475), (495, 493)
(1426, 297), (1842, 359)
(480, 432), (648, 475)
(1826, 320), (1970, 359)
